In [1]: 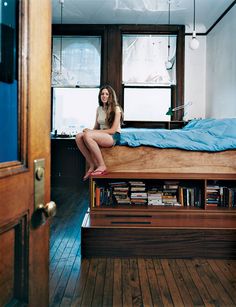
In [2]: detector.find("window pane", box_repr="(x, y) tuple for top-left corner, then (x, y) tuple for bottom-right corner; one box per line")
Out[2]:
(122, 35), (176, 85)
(124, 87), (171, 121)
(0, 0), (18, 163)
(53, 88), (99, 135)
(52, 36), (101, 87)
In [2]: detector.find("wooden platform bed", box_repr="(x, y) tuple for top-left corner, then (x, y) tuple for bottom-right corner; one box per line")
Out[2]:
(101, 146), (236, 177)
(81, 146), (236, 258)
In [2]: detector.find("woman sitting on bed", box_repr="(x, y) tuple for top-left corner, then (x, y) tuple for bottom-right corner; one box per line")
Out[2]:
(76, 85), (123, 181)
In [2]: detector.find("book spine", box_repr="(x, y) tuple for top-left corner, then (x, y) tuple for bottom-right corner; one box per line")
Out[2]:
(91, 180), (96, 208)
(95, 187), (101, 207)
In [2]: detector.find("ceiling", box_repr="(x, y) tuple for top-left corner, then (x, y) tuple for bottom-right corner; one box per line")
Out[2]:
(51, 0), (235, 33)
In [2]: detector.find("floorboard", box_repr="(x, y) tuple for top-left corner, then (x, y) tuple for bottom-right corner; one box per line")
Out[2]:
(50, 186), (236, 306)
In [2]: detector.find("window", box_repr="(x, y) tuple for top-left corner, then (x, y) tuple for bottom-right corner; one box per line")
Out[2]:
(123, 34), (176, 86)
(51, 35), (101, 135)
(51, 24), (185, 128)
(52, 88), (99, 135)
(123, 86), (171, 121)
(122, 34), (177, 122)
(52, 36), (101, 87)
(0, 0), (18, 162)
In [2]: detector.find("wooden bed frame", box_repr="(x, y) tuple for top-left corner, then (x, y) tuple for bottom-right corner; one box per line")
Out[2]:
(81, 146), (236, 258)
(101, 146), (236, 178)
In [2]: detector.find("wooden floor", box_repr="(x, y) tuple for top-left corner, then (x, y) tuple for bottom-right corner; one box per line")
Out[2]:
(49, 186), (236, 307)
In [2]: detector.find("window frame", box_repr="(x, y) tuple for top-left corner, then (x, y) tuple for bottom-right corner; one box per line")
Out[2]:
(51, 35), (102, 88)
(122, 84), (174, 124)
(52, 25), (106, 85)
(119, 25), (185, 126)
(51, 25), (105, 134)
(51, 24), (185, 129)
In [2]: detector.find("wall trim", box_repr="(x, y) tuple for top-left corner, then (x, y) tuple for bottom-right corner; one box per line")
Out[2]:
(185, 0), (236, 36)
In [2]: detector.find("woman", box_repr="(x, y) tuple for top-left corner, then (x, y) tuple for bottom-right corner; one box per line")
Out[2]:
(76, 85), (123, 181)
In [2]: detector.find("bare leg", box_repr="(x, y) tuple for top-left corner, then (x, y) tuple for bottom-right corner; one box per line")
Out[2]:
(83, 131), (114, 173)
(75, 133), (96, 179)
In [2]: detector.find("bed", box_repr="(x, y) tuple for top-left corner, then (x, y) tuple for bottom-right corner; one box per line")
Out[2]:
(85, 118), (236, 259)
(101, 118), (236, 176)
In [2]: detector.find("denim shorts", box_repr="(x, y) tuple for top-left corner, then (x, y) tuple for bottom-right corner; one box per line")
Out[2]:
(112, 132), (121, 145)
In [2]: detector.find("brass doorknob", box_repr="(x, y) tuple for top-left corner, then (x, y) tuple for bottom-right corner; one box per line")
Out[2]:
(31, 201), (56, 228)
(37, 201), (57, 218)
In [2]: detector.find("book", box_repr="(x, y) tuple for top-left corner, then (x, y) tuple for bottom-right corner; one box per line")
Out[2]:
(91, 180), (96, 208)
(95, 187), (101, 207)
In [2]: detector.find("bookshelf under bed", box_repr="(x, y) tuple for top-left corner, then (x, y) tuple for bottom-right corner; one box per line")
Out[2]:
(81, 146), (236, 258)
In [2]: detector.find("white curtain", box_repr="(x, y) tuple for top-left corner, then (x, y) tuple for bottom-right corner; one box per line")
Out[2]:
(51, 36), (101, 87)
(122, 35), (176, 85)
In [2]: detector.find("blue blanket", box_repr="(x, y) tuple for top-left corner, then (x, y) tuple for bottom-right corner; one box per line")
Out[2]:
(119, 118), (236, 152)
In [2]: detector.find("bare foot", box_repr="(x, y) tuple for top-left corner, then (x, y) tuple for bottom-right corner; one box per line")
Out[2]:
(83, 169), (94, 181)
(90, 167), (107, 176)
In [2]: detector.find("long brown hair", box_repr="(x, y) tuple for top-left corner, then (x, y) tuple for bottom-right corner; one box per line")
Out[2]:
(98, 85), (123, 127)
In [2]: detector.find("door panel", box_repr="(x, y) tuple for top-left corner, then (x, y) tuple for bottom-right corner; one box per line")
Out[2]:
(0, 214), (28, 305)
(0, 228), (15, 305)
(0, 0), (52, 306)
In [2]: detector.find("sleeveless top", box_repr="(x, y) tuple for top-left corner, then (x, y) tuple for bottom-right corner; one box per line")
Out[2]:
(97, 106), (121, 132)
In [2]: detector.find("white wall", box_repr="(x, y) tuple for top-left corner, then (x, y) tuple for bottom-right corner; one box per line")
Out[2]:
(206, 5), (236, 118)
(184, 36), (206, 120)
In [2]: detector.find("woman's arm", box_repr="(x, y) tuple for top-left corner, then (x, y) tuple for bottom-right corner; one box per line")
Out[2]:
(93, 107), (100, 130)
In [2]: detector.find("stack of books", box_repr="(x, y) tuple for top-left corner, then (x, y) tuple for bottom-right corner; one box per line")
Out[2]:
(147, 186), (163, 205)
(129, 181), (147, 205)
(206, 184), (220, 207)
(109, 181), (131, 205)
(206, 185), (236, 208)
(162, 182), (180, 206)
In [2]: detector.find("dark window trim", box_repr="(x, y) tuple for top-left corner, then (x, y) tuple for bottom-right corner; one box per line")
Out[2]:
(123, 121), (186, 129)
(120, 25), (185, 122)
(123, 85), (172, 89)
(122, 85), (176, 128)
(52, 24), (105, 86)
(52, 24), (185, 126)
(206, 1), (236, 35)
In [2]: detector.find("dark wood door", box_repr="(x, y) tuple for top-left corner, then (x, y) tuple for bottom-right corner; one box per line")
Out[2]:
(0, 0), (52, 306)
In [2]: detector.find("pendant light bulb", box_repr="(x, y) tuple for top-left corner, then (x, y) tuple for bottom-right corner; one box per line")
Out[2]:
(189, 30), (199, 50)
(189, 0), (199, 50)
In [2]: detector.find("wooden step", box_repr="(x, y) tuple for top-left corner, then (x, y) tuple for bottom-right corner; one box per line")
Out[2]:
(81, 212), (236, 259)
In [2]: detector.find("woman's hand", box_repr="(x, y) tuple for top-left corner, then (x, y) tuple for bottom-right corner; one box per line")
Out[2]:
(83, 128), (91, 132)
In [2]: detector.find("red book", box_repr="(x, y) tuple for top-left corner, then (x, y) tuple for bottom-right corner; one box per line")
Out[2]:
(95, 187), (100, 207)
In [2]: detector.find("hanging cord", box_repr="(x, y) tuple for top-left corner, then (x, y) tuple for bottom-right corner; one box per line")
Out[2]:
(59, 0), (64, 75)
(167, 1), (171, 59)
